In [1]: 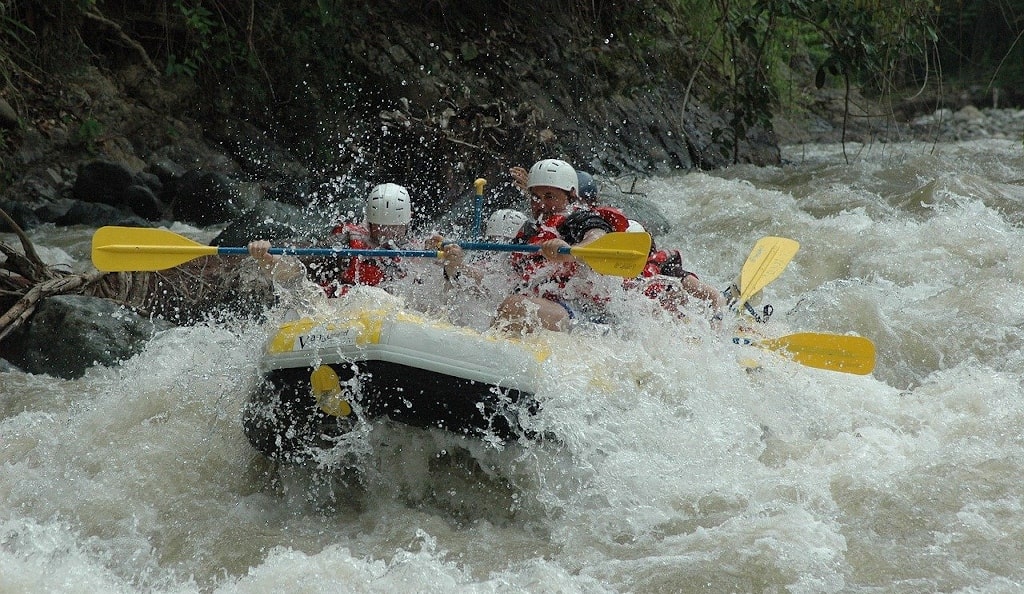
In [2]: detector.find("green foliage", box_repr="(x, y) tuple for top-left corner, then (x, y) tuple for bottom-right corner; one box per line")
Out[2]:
(165, 53), (198, 77)
(164, 0), (217, 78)
(771, 0), (939, 94)
(668, 0), (942, 161)
(73, 117), (104, 152)
(933, 0), (1024, 91)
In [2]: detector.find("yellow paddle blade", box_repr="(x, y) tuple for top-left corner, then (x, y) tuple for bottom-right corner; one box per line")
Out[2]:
(311, 365), (351, 417)
(310, 364), (342, 394)
(570, 231), (652, 277)
(758, 332), (876, 375)
(91, 226), (218, 272)
(738, 236), (799, 309)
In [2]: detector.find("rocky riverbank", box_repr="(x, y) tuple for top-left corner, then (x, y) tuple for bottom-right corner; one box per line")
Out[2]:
(772, 87), (1024, 146)
(1, 1), (1022, 380)
(4, 92), (1022, 381)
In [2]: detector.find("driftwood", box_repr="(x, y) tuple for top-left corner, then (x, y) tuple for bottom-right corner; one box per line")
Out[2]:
(0, 207), (86, 342)
(0, 271), (106, 342)
(0, 207), (275, 345)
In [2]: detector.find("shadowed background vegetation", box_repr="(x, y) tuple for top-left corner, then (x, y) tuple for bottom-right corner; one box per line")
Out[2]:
(1, 0), (1022, 191)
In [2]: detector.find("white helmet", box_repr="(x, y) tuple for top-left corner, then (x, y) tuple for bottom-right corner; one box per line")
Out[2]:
(526, 159), (577, 193)
(365, 183), (411, 225)
(626, 219), (646, 233)
(485, 209), (529, 240)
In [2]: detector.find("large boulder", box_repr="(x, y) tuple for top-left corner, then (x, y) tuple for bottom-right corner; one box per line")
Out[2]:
(71, 160), (170, 221)
(54, 200), (154, 228)
(210, 198), (352, 247)
(0, 295), (175, 379)
(170, 170), (262, 226)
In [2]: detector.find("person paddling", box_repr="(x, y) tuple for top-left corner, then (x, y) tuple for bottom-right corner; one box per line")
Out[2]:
(248, 182), (414, 296)
(451, 158), (629, 334)
(621, 219), (726, 323)
(484, 208), (530, 242)
(431, 208), (527, 286)
(430, 208), (530, 329)
(511, 165), (629, 230)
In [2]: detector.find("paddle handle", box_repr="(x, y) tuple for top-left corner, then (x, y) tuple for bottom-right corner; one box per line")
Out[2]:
(91, 226), (650, 276)
(473, 178), (486, 241)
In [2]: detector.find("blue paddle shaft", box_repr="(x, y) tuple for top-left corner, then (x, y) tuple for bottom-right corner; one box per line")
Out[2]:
(455, 242), (549, 254)
(215, 242), (561, 259)
(216, 246), (442, 258)
(474, 196), (483, 240)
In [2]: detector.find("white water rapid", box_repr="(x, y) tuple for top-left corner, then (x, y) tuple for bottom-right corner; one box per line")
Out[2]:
(3, 138), (1024, 593)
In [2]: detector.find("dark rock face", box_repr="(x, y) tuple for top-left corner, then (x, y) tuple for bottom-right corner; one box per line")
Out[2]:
(170, 171), (261, 226)
(0, 3), (791, 382)
(1, 4), (784, 231)
(66, 160), (170, 225)
(1, 295), (175, 379)
(54, 200), (153, 228)
(298, 6), (781, 200)
(72, 160), (136, 205)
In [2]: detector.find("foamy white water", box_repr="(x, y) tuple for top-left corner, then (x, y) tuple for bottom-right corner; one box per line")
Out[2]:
(3, 139), (1024, 593)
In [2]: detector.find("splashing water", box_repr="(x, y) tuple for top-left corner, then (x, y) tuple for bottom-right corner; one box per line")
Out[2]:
(3, 139), (1024, 592)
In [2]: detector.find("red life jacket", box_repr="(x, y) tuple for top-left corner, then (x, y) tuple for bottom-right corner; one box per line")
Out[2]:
(511, 205), (620, 302)
(645, 249), (677, 276)
(624, 249), (696, 301)
(593, 205), (630, 233)
(319, 223), (402, 296)
(646, 249), (696, 278)
(511, 213), (579, 297)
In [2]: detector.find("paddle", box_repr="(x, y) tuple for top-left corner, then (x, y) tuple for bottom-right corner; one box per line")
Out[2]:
(733, 332), (876, 375)
(735, 236), (800, 312)
(91, 226), (652, 277)
(90, 226), (445, 272)
(311, 364), (352, 417)
(456, 231), (651, 277)
(473, 178), (486, 240)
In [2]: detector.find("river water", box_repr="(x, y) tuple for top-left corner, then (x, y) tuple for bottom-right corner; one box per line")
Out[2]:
(2, 139), (1024, 593)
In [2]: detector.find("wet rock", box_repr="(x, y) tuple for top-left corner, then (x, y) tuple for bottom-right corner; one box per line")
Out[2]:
(907, 106), (1024, 143)
(147, 157), (187, 185)
(55, 201), (152, 228)
(17, 173), (61, 203)
(0, 295), (175, 379)
(33, 199), (76, 224)
(170, 170), (261, 225)
(71, 159), (169, 219)
(72, 160), (136, 205)
(124, 184), (166, 220)
(0, 202), (41, 231)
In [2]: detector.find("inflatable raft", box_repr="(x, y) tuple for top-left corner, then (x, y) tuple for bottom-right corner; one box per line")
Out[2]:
(242, 290), (550, 461)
